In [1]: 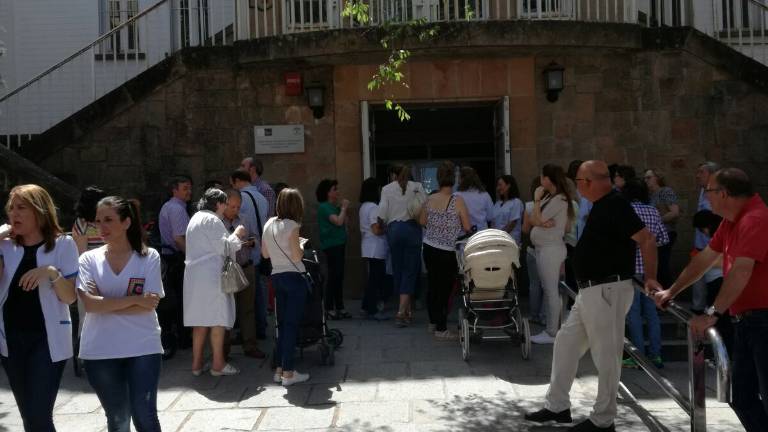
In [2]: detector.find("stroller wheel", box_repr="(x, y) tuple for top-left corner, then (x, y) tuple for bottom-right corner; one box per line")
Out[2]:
(459, 308), (470, 362)
(327, 329), (344, 348)
(520, 317), (531, 360)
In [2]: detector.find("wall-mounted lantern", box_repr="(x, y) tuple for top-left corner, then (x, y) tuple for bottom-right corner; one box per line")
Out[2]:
(305, 83), (325, 119)
(543, 62), (565, 103)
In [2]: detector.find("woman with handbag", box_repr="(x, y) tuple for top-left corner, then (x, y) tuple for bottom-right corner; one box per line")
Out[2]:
(183, 188), (247, 377)
(262, 188), (311, 386)
(377, 164), (426, 327)
(77, 196), (164, 432)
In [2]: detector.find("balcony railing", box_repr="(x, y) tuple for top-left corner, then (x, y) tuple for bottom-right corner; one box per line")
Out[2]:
(1, 0), (766, 140)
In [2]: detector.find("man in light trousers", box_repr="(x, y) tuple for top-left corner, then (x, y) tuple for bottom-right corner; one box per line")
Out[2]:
(525, 161), (661, 432)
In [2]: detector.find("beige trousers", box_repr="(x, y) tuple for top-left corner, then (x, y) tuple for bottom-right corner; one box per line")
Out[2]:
(544, 279), (634, 427)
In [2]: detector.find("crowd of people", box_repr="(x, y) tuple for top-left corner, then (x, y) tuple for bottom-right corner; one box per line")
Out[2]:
(0, 156), (766, 432)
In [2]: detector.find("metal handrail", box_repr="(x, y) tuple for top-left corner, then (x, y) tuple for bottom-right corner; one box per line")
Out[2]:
(558, 279), (731, 432)
(0, 0), (170, 103)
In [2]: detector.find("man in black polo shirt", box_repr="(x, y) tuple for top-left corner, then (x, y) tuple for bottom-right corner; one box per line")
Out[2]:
(525, 161), (661, 432)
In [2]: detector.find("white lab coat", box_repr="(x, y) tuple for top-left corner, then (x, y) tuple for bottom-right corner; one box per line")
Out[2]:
(183, 210), (242, 328)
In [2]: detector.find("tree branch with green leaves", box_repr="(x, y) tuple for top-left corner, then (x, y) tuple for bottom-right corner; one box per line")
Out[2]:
(341, 1), (440, 121)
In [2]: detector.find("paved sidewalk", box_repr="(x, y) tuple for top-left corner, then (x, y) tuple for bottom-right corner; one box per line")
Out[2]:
(0, 305), (743, 431)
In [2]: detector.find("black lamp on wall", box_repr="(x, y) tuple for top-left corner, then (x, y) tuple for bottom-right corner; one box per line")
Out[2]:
(305, 83), (325, 119)
(543, 62), (565, 103)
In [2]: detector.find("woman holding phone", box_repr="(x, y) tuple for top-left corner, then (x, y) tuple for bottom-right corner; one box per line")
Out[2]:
(77, 196), (164, 432)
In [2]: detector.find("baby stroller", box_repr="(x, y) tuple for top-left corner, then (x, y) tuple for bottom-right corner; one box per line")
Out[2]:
(271, 247), (343, 367)
(456, 229), (530, 361)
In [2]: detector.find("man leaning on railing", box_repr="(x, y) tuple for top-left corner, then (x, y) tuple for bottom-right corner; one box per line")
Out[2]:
(654, 168), (768, 432)
(524, 160), (661, 432)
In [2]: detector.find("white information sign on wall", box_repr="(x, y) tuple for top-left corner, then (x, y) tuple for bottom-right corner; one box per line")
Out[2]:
(253, 125), (305, 154)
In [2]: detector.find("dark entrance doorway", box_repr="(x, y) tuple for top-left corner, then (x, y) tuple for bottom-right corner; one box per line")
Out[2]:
(366, 101), (507, 195)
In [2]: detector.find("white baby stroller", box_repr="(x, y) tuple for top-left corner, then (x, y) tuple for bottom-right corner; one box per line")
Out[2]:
(456, 229), (531, 361)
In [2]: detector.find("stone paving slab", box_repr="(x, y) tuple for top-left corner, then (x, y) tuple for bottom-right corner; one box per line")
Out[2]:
(0, 302), (745, 431)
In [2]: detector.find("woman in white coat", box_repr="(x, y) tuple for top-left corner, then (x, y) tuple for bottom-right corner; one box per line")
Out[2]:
(183, 189), (246, 377)
(0, 184), (79, 432)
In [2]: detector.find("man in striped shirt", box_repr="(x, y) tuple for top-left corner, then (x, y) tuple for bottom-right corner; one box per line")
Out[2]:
(622, 178), (668, 369)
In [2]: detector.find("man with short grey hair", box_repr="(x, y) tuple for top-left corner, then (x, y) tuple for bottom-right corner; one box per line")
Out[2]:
(691, 161), (721, 312)
(241, 156), (276, 218)
(525, 161), (660, 432)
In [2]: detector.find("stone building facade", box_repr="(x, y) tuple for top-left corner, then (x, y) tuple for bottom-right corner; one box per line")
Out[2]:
(26, 22), (768, 295)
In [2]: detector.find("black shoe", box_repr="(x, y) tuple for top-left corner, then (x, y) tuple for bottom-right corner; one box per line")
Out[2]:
(569, 419), (615, 432)
(524, 408), (572, 423)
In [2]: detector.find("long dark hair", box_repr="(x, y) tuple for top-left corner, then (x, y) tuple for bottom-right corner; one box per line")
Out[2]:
(74, 186), (107, 223)
(497, 175), (520, 201)
(541, 164), (575, 222)
(359, 178), (381, 204)
(458, 166), (485, 192)
(97, 196), (148, 256)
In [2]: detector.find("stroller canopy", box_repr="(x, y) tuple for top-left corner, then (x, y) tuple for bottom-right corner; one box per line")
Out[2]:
(462, 229), (520, 290)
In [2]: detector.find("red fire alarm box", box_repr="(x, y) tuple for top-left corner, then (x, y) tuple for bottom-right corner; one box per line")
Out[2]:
(285, 72), (302, 96)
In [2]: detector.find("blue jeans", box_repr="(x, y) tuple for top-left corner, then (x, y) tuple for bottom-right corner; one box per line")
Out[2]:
(526, 250), (545, 323)
(84, 354), (162, 432)
(362, 258), (388, 315)
(1, 329), (66, 432)
(272, 272), (308, 371)
(730, 311), (768, 432)
(386, 221), (422, 295)
(626, 289), (662, 357)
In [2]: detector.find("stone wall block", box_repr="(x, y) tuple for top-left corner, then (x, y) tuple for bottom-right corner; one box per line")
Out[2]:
(432, 60), (460, 95)
(457, 60), (481, 97)
(575, 73), (602, 94)
(409, 61), (436, 99)
(670, 118), (700, 145)
(479, 60), (508, 96)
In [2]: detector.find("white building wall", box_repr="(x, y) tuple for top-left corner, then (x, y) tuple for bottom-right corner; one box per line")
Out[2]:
(0, 0), (180, 135)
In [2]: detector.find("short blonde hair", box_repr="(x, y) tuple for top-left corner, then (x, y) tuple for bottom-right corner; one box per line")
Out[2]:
(276, 188), (304, 223)
(5, 184), (63, 252)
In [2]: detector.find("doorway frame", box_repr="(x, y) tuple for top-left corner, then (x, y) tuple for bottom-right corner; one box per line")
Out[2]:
(360, 97), (511, 180)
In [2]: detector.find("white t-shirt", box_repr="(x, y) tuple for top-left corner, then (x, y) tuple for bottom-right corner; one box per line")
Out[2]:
(77, 247), (164, 360)
(359, 202), (389, 260)
(263, 217), (306, 274)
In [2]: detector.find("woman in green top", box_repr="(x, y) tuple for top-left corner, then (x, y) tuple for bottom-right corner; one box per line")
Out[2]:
(316, 179), (351, 319)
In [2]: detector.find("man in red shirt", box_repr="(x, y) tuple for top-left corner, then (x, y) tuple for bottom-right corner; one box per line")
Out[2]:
(655, 168), (768, 432)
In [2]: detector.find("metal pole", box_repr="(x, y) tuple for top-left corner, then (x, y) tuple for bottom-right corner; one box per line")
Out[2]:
(688, 328), (707, 431)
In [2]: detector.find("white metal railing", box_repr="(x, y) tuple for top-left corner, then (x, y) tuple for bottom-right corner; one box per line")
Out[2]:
(710, 0), (768, 66)
(2, 0), (767, 141)
(0, 0), (236, 142)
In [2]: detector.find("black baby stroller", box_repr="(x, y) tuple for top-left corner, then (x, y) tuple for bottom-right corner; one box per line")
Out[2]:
(455, 229), (531, 361)
(271, 247), (343, 367)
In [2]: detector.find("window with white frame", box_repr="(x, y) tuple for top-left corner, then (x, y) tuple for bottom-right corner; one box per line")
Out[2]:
(100, 0), (140, 53)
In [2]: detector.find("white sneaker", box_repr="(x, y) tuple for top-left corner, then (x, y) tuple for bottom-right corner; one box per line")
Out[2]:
(282, 371), (310, 386)
(273, 373), (282, 383)
(210, 363), (240, 376)
(530, 331), (556, 345)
